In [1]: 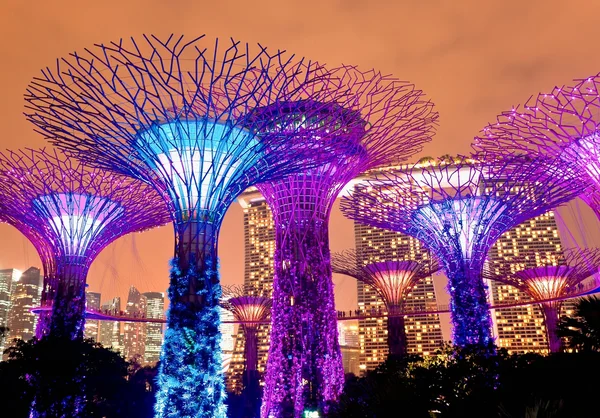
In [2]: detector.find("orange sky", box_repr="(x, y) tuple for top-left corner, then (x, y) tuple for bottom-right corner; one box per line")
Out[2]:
(2, 0), (600, 321)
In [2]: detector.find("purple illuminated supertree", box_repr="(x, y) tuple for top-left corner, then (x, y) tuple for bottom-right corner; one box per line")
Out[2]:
(483, 248), (600, 352)
(340, 154), (584, 348)
(221, 285), (271, 416)
(220, 285), (272, 391)
(23, 34), (363, 417)
(473, 73), (600, 205)
(331, 249), (439, 358)
(254, 70), (437, 417)
(0, 148), (168, 341)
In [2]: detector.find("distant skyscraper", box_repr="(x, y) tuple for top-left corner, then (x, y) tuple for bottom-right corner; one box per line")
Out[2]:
(487, 211), (565, 354)
(142, 291), (164, 364)
(84, 291), (101, 342)
(354, 221), (444, 373)
(338, 321), (360, 375)
(228, 190), (274, 392)
(99, 297), (121, 351)
(6, 267), (42, 344)
(123, 286), (147, 361)
(220, 307), (235, 374)
(0, 268), (21, 352)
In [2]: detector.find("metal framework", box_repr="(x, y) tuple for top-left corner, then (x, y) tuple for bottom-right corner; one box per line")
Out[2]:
(483, 248), (600, 352)
(340, 154), (583, 348)
(255, 70), (437, 417)
(473, 73), (600, 193)
(331, 249), (439, 357)
(23, 34), (364, 418)
(220, 285), (272, 393)
(0, 148), (168, 344)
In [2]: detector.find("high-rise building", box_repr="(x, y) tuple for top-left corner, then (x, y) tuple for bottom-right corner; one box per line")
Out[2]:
(338, 321), (360, 375)
(228, 190), (275, 392)
(99, 297), (121, 351)
(122, 286), (147, 361)
(354, 223), (444, 373)
(84, 291), (101, 341)
(220, 307), (235, 374)
(6, 267), (42, 344)
(0, 268), (21, 352)
(142, 291), (164, 364)
(487, 211), (567, 354)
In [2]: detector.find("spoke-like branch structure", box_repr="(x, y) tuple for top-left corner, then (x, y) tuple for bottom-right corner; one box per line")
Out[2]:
(340, 155), (583, 348)
(0, 148), (168, 344)
(331, 249), (439, 358)
(24, 34), (363, 418)
(254, 69), (437, 417)
(473, 74), (600, 199)
(220, 285), (272, 388)
(483, 248), (600, 352)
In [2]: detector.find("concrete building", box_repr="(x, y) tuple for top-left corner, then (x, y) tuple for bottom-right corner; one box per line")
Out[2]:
(84, 291), (101, 341)
(6, 267), (42, 344)
(142, 291), (164, 364)
(0, 268), (21, 352)
(122, 286), (147, 361)
(99, 297), (121, 352)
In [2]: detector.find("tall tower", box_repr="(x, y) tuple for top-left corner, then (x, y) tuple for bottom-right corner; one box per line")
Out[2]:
(220, 307), (235, 375)
(122, 286), (147, 360)
(99, 297), (121, 351)
(84, 291), (101, 341)
(6, 267), (42, 343)
(142, 291), (164, 364)
(354, 223), (443, 373)
(487, 211), (565, 353)
(228, 189), (274, 392)
(0, 268), (21, 352)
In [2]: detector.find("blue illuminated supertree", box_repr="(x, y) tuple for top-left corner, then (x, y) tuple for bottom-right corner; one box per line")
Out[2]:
(0, 148), (169, 418)
(0, 148), (169, 341)
(252, 70), (437, 417)
(340, 155), (583, 348)
(24, 34), (359, 418)
(331, 249), (440, 358)
(483, 248), (600, 352)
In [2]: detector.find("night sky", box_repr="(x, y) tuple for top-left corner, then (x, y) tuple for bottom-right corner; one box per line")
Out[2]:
(1, 0), (600, 319)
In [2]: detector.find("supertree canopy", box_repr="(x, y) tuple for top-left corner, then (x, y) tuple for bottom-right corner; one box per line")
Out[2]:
(253, 69), (437, 417)
(220, 285), (272, 389)
(340, 154), (583, 348)
(483, 248), (600, 352)
(473, 73), (600, 197)
(24, 34), (362, 418)
(0, 148), (169, 343)
(331, 249), (439, 358)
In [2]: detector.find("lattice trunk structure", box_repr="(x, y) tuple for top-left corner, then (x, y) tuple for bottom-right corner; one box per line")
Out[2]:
(24, 35), (377, 418)
(340, 155), (583, 348)
(0, 149), (169, 418)
(253, 73), (437, 417)
(331, 249), (439, 357)
(484, 248), (600, 352)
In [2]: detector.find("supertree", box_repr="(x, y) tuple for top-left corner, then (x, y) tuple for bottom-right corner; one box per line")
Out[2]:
(0, 148), (169, 418)
(0, 148), (168, 341)
(483, 248), (600, 352)
(221, 285), (272, 416)
(253, 72), (437, 417)
(340, 154), (584, 348)
(473, 73), (600, 203)
(23, 34), (366, 418)
(331, 249), (440, 358)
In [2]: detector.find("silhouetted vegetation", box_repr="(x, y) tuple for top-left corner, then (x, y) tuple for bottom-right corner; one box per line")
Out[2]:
(557, 295), (600, 352)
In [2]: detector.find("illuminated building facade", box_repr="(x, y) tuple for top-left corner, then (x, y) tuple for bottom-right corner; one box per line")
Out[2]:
(354, 223), (443, 373)
(142, 292), (164, 364)
(84, 291), (101, 341)
(99, 297), (121, 351)
(338, 322), (360, 375)
(122, 286), (146, 360)
(0, 268), (21, 352)
(220, 307), (235, 374)
(228, 191), (274, 392)
(6, 267), (42, 344)
(487, 211), (570, 354)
